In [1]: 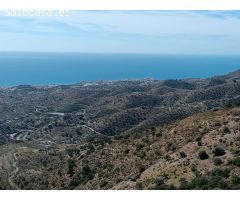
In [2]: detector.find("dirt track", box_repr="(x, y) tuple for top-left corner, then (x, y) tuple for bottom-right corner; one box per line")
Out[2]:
(8, 153), (20, 190)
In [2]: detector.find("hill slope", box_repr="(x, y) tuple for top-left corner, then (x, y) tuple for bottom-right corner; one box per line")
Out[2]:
(0, 69), (240, 189)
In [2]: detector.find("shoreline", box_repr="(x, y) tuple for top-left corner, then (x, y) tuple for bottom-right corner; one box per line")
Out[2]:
(0, 69), (239, 89)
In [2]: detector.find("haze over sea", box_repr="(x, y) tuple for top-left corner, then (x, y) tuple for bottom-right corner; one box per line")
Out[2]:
(0, 52), (240, 86)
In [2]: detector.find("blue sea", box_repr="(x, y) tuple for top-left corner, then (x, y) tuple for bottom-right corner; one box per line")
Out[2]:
(0, 52), (240, 86)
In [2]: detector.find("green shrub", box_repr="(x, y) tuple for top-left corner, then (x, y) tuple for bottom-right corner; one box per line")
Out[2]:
(210, 168), (230, 178)
(195, 136), (201, 142)
(198, 150), (209, 160)
(212, 147), (226, 157)
(213, 158), (223, 166)
(228, 157), (240, 167)
(67, 159), (76, 177)
(124, 149), (130, 154)
(136, 143), (145, 151)
(155, 132), (163, 137)
(99, 180), (108, 188)
(151, 127), (156, 132)
(231, 175), (240, 184)
(155, 176), (165, 186)
(191, 176), (209, 189)
(223, 126), (230, 133)
(179, 151), (187, 158)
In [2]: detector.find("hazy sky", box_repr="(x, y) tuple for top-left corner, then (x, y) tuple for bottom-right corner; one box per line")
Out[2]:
(0, 10), (240, 54)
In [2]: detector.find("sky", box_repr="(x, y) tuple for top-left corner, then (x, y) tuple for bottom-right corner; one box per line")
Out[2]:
(0, 10), (240, 54)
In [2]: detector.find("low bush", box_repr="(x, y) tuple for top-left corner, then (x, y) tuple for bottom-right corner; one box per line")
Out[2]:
(213, 147), (226, 157)
(198, 150), (209, 160)
(223, 126), (230, 133)
(179, 151), (187, 158)
(213, 158), (223, 166)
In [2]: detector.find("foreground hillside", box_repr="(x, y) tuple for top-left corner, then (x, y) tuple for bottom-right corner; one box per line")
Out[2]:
(0, 70), (240, 189)
(1, 107), (240, 189)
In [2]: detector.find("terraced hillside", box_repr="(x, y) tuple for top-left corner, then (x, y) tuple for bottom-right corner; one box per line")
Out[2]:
(0, 69), (240, 189)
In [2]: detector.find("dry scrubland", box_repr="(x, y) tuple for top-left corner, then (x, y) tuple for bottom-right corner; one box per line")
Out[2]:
(0, 70), (240, 189)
